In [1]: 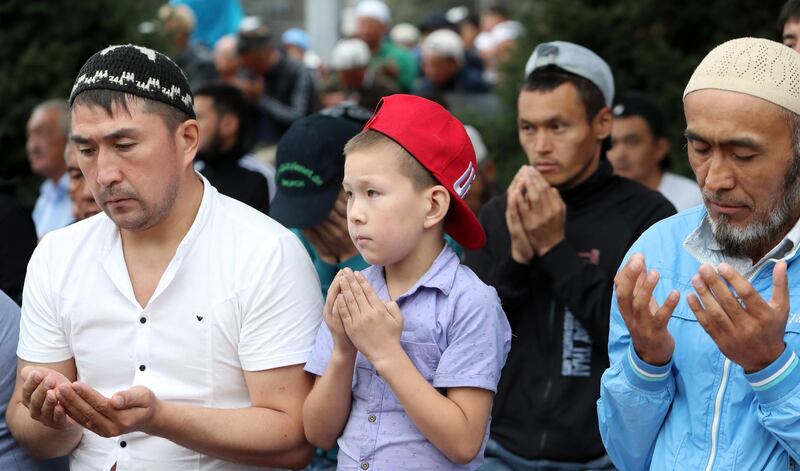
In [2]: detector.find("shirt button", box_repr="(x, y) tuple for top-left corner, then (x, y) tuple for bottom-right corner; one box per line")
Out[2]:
(139, 317), (146, 324)
(120, 441), (127, 448)
(360, 463), (369, 470)
(139, 365), (146, 371)
(368, 414), (376, 423)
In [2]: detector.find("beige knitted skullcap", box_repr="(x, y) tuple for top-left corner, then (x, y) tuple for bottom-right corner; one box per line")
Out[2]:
(684, 37), (800, 115)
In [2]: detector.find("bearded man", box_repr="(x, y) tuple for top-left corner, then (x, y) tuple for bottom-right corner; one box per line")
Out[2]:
(598, 37), (800, 470)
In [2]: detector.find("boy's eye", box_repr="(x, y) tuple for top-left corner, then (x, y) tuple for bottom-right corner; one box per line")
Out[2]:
(367, 189), (378, 197)
(344, 190), (353, 199)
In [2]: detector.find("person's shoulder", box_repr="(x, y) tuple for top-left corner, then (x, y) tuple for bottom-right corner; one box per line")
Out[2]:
(661, 172), (698, 189)
(39, 212), (111, 251)
(631, 204), (705, 250)
(213, 191), (289, 240)
(450, 262), (500, 308)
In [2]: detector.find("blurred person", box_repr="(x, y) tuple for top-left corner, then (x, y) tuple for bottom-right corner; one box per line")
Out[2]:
(0, 180), (36, 306)
(236, 17), (318, 142)
(158, 3), (216, 90)
(7, 44), (321, 470)
(447, 6), (486, 73)
(212, 34), (240, 83)
(600, 37), (800, 471)
(320, 38), (398, 110)
(463, 125), (501, 217)
(282, 28), (322, 72)
(271, 105), (371, 297)
(64, 145), (100, 221)
(466, 42), (674, 470)
(0, 289), (68, 470)
(414, 29), (489, 95)
(475, 5), (524, 84)
(194, 82), (271, 214)
(390, 23), (420, 51)
(26, 100), (73, 238)
(354, 0), (417, 92)
(779, 0), (800, 52)
(169, 0), (244, 49)
(609, 91), (703, 211)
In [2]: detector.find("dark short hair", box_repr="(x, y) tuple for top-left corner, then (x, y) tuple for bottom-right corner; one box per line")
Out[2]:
(71, 88), (190, 133)
(778, 0), (800, 32)
(344, 129), (438, 190)
(194, 82), (257, 151)
(521, 65), (607, 122)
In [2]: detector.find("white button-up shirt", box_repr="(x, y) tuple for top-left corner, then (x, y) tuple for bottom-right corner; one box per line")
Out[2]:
(18, 177), (323, 471)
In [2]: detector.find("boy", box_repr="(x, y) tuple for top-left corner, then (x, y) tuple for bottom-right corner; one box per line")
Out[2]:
(303, 94), (511, 470)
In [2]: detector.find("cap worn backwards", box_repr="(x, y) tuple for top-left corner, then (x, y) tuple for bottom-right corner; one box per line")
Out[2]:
(69, 44), (195, 119)
(362, 94), (486, 250)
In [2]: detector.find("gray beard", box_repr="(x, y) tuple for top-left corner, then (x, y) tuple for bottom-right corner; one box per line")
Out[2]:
(708, 158), (800, 260)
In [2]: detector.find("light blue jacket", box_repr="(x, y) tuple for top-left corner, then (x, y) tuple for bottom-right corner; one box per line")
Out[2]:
(598, 205), (800, 470)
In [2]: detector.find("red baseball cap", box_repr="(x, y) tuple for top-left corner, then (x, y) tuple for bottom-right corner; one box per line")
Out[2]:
(363, 94), (486, 250)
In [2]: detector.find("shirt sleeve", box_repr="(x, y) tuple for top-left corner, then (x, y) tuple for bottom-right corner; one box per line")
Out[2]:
(238, 232), (323, 371)
(433, 279), (511, 392)
(745, 344), (800, 462)
(17, 237), (73, 363)
(597, 251), (676, 471)
(303, 320), (334, 376)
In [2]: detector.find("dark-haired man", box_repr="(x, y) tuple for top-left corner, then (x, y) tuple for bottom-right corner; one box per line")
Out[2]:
(466, 41), (674, 469)
(236, 17), (318, 142)
(194, 82), (271, 214)
(7, 44), (322, 470)
(608, 91), (702, 211)
(779, 0), (800, 52)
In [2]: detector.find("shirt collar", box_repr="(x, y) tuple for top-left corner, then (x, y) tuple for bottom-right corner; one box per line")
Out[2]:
(367, 244), (460, 302)
(684, 209), (800, 278)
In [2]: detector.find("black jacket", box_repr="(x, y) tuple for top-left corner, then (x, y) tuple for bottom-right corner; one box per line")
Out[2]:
(0, 181), (37, 305)
(465, 160), (676, 462)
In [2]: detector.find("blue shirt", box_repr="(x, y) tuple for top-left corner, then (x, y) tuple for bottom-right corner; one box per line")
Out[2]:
(305, 245), (511, 470)
(32, 174), (73, 238)
(0, 289), (68, 470)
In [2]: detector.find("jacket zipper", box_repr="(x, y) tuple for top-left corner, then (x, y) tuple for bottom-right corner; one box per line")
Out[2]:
(704, 358), (731, 471)
(704, 262), (778, 471)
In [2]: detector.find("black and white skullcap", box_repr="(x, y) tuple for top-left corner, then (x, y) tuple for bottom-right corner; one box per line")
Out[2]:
(69, 44), (195, 118)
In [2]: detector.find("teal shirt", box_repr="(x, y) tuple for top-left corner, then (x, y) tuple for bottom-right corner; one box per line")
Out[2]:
(371, 41), (418, 92)
(290, 229), (369, 298)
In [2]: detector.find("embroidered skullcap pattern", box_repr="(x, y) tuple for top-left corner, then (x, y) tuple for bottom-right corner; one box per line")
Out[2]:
(69, 44), (195, 118)
(684, 37), (800, 115)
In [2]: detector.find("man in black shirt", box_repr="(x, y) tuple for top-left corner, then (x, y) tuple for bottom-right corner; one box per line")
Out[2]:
(194, 82), (271, 214)
(236, 17), (318, 143)
(467, 41), (675, 470)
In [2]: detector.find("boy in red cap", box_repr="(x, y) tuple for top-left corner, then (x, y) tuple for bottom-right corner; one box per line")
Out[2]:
(303, 94), (511, 469)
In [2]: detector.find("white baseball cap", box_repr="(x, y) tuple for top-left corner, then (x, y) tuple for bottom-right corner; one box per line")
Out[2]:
(421, 29), (465, 64)
(355, 0), (391, 24)
(330, 38), (371, 70)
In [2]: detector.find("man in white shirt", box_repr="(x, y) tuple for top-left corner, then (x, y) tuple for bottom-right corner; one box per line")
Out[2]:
(6, 44), (322, 470)
(27, 100), (74, 238)
(608, 91), (703, 212)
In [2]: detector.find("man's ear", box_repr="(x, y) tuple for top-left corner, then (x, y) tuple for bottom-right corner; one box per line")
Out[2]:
(176, 119), (200, 166)
(592, 107), (613, 141)
(423, 185), (451, 229)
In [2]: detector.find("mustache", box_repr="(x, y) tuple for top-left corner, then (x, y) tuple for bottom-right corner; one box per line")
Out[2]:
(96, 185), (138, 203)
(702, 190), (749, 207)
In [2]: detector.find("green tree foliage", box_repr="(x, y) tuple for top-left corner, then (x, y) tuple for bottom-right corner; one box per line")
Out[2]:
(469, 0), (785, 185)
(0, 0), (165, 203)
